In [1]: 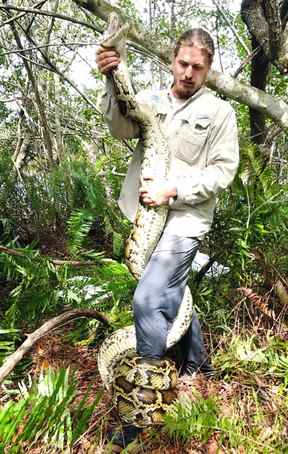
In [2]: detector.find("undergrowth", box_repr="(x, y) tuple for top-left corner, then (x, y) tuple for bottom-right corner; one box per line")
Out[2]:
(0, 368), (100, 453)
(0, 141), (287, 452)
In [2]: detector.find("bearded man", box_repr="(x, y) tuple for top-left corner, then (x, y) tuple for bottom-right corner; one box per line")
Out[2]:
(96, 27), (239, 450)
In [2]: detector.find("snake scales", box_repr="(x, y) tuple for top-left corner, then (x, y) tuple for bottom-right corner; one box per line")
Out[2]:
(97, 13), (194, 426)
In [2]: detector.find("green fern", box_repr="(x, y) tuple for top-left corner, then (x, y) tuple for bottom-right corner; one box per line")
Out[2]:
(213, 334), (288, 381)
(164, 395), (219, 443)
(0, 328), (19, 367)
(69, 159), (106, 212)
(0, 368), (100, 453)
(67, 208), (96, 256)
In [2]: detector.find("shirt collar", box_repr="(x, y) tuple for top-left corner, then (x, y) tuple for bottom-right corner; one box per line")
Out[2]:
(153, 86), (206, 117)
(168, 86), (205, 107)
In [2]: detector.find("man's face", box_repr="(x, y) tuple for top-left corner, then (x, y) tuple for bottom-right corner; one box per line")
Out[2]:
(171, 46), (211, 99)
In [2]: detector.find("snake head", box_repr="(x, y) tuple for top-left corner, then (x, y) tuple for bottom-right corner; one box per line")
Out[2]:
(101, 12), (130, 56)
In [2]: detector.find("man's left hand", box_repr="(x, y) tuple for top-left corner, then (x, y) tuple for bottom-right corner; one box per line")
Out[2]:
(139, 176), (177, 207)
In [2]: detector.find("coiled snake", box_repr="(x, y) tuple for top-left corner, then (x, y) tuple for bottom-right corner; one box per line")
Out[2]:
(97, 14), (194, 426)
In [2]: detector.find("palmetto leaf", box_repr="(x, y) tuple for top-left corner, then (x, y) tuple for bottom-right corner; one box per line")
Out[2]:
(0, 368), (100, 452)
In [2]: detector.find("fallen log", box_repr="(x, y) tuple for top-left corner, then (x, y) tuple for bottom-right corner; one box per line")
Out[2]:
(0, 309), (109, 384)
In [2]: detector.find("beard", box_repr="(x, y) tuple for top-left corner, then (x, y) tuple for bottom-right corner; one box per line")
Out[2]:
(172, 80), (198, 99)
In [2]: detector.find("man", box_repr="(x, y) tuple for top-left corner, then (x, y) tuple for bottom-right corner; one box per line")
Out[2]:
(97, 27), (239, 448)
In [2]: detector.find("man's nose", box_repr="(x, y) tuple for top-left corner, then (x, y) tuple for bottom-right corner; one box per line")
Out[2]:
(185, 66), (193, 79)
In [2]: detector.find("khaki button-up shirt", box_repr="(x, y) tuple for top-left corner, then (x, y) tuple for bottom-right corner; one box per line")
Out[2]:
(101, 81), (239, 240)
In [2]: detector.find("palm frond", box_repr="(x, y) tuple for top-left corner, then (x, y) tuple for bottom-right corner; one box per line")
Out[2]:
(67, 208), (95, 256)
(0, 368), (99, 452)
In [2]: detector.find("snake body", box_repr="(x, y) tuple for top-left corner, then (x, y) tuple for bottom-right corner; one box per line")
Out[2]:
(98, 14), (194, 426)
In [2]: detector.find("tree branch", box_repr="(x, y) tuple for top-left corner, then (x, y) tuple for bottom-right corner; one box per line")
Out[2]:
(207, 69), (288, 129)
(72, 0), (288, 131)
(73, 0), (171, 64)
(212, 0), (250, 55)
(0, 0), (48, 29)
(0, 309), (110, 384)
(12, 20), (102, 116)
(0, 41), (98, 57)
(0, 245), (98, 267)
(232, 45), (261, 78)
(45, 0), (59, 50)
(2, 2), (54, 163)
(0, 4), (102, 34)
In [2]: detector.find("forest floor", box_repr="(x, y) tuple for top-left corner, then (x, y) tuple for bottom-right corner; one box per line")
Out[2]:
(1, 230), (287, 453)
(23, 325), (279, 454)
(28, 329), (224, 454)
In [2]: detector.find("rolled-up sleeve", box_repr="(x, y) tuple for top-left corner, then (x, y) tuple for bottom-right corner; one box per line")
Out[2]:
(101, 78), (140, 139)
(170, 104), (239, 207)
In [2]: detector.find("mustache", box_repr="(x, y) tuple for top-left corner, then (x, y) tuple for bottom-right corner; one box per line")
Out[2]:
(180, 80), (195, 86)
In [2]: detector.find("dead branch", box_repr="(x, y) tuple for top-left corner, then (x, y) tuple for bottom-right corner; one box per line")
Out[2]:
(232, 46), (261, 78)
(0, 245), (98, 267)
(51, 258), (99, 267)
(0, 309), (110, 384)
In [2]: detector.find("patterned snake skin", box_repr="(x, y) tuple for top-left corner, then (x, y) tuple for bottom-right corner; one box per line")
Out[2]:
(97, 14), (194, 425)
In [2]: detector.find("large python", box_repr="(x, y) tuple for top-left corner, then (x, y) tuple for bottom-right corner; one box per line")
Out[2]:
(97, 14), (193, 426)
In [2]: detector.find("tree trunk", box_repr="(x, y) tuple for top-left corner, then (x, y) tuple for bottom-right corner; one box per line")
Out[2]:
(249, 37), (270, 144)
(3, 2), (54, 164)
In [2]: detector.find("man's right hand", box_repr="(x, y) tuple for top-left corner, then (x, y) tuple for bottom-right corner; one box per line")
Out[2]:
(96, 47), (120, 74)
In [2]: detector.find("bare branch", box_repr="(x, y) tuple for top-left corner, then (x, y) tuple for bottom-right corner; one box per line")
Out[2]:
(0, 41), (98, 57)
(2, 4), (54, 163)
(207, 69), (288, 129)
(12, 51), (54, 71)
(212, 0), (250, 54)
(0, 0), (48, 29)
(0, 4), (102, 33)
(232, 46), (261, 78)
(45, 0), (59, 49)
(0, 96), (27, 102)
(8, 17), (102, 115)
(0, 245), (100, 267)
(0, 309), (110, 384)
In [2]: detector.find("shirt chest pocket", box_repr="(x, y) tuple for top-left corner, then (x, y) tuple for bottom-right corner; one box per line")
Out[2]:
(174, 117), (210, 166)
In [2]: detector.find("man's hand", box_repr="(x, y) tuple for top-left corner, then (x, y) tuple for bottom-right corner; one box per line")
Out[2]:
(96, 46), (120, 74)
(139, 176), (177, 207)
